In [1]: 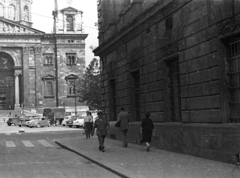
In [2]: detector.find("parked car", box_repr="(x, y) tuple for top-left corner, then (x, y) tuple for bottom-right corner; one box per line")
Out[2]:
(20, 115), (38, 126)
(28, 117), (50, 128)
(62, 116), (71, 126)
(66, 116), (78, 128)
(73, 116), (84, 128)
(25, 116), (39, 127)
(6, 117), (20, 126)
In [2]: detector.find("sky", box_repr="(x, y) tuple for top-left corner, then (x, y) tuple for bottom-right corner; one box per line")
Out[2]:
(31, 0), (99, 66)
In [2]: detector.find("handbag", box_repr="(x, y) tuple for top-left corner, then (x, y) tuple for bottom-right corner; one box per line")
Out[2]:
(115, 121), (120, 127)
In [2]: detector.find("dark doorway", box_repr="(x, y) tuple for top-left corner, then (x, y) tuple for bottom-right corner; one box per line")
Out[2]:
(0, 52), (15, 110)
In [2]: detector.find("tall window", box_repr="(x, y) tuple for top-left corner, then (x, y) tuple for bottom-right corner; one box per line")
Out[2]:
(42, 75), (55, 98)
(167, 58), (181, 122)
(68, 81), (76, 96)
(8, 5), (15, 20)
(0, 4), (4, 17)
(109, 79), (117, 121)
(65, 74), (78, 97)
(66, 16), (74, 31)
(132, 71), (141, 121)
(46, 81), (53, 96)
(66, 53), (76, 65)
(23, 6), (29, 21)
(227, 37), (240, 123)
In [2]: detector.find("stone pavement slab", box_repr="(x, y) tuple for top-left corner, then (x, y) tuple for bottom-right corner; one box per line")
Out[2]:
(55, 135), (238, 178)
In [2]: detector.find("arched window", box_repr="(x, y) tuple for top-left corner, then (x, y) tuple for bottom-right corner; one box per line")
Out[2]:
(0, 4), (4, 17)
(8, 5), (15, 20)
(23, 5), (29, 21)
(66, 16), (73, 31)
(46, 81), (53, 96)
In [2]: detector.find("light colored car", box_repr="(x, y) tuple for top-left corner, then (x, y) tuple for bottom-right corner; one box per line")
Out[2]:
(28, 117), (50, 128)
(66, 116), (78, 128)
(73, 116), (84, 128)
(62, 116), (71, 126)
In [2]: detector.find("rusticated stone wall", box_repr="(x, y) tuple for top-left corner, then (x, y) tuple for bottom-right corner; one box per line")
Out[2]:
(94, 0), (240, 163)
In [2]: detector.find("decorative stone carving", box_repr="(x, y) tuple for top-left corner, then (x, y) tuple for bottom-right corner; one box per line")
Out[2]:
(0, 21), (35, 34)
(130, 47), (142, 61)
(34, 47), (41, 54)
(219, 17), (240, 36)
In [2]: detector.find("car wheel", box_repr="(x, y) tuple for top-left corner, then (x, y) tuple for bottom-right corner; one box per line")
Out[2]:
(76, 126), (80, 128)
(69, 125), (72, 128)
(37, 124), (41, 128)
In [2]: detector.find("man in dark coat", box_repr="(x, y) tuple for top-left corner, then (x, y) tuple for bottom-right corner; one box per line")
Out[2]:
(116, 107), (130, 147)
(94, 112), (109, 152)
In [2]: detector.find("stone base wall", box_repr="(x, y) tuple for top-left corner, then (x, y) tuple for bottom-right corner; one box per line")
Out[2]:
(107, 122), (240, 164)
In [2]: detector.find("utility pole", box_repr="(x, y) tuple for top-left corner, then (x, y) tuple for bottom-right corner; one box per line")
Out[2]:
(53, 0), (59, 107)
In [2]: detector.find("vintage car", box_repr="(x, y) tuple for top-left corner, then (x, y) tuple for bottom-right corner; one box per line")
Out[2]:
(73, 116), (84, 128)
(61, 116), (71, 126)
(66, 116), (78, 128)
(28, 117), (50, 128)
(6, 117), (20, 126)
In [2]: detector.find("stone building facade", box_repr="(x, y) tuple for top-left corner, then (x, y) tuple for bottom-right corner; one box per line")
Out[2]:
(0, 0), (88, 112)
(94, 0), (240, 163)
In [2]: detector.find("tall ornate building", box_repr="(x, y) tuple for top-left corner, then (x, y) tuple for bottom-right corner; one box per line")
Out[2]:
(0, 0), (88, 112)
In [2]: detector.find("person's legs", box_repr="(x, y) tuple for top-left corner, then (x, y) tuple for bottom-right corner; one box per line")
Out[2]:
(121, 130), (128, 147)
(98, 135), (105, 152)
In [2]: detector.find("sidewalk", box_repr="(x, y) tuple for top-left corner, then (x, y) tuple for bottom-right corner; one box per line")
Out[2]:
(55, 134), (237, 178)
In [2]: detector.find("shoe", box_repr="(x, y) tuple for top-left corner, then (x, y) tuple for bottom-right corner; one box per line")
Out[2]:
(102, 148), (105, 152)
(147, 146), (150, 152)
(99, 146), (102, 151)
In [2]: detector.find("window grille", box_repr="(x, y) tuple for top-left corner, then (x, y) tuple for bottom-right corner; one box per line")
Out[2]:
(167, 58), (181, 122)
(227, 37), (240, 122)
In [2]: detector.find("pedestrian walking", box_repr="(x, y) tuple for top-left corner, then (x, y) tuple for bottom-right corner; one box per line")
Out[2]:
(84, 111), (93, 139)
(140, 112), (154, 151)
(116, 107), (130, 147)
(3, 117), (5, 123)
(89, 111), (94, 136)
(93, 111), (109, 152)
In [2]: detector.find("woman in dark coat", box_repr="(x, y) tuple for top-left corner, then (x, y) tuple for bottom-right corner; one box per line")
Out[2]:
(140, 112), (154, 151)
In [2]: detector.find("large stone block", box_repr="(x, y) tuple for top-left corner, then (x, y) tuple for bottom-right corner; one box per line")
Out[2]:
(185, 41), (210, 61)
(188, 69), (210, 84)
(186, 29), (207, 48)
(184, 16), (208, 37)
(188, 96), (212, 110)
(190, 110), (211, 122)
(189, 83), (209, 97)
(187, 56), (208, 72)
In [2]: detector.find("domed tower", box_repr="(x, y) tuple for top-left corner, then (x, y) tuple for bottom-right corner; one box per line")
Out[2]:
(0, 0), (33, 27)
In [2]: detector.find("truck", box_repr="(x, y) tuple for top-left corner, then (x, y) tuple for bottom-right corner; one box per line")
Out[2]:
(43, 108), (65, 125)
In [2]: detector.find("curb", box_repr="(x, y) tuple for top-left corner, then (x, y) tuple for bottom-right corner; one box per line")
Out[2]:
(55, 140), (130, 178)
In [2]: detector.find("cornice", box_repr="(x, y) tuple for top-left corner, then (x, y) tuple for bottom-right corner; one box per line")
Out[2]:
(43, 34), (88, 40)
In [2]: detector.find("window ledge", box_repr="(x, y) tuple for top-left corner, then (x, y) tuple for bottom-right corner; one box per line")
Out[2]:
(66, 64), (76, 66)
(43, 64), (54, 67)
(67, 95), (77, 98)
(44, 96), (55, 99)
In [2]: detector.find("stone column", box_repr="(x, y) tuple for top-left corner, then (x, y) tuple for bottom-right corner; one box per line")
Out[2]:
(14, 74), (20, 109)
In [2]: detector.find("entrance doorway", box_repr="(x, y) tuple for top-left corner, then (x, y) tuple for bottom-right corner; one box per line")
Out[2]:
(0, 52), (15, 110)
